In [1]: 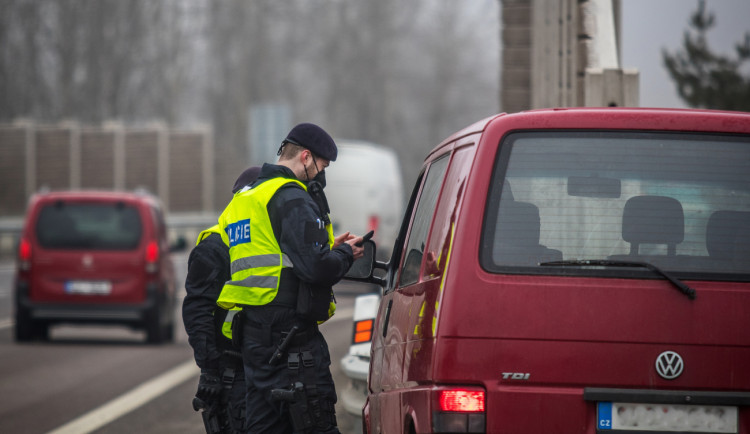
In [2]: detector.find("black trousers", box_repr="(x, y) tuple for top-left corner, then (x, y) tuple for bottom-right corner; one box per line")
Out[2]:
(222, 358), (248, 433)
(241, 309), (339, 434)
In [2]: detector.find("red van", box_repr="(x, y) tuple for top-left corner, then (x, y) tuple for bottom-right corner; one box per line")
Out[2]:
(14, 190), (179, 344)
(354, 108), (750, 433)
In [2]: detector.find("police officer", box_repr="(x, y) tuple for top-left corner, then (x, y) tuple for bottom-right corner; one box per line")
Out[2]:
(183, 166), (261, 433)
(216, 123), (364, 433)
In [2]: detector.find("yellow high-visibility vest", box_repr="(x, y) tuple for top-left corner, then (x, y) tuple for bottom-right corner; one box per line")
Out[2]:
(196, 224), (221, 245)
(217, 177), (334, 310)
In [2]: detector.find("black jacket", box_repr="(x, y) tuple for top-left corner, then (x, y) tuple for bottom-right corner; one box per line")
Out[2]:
(260, 163), (354, 286)
(182, 232), (231, 372)
(247, 163), (354, 322)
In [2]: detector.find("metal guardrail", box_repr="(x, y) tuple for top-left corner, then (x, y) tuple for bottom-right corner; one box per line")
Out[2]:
(0, 218), (24, 258)
(0, 212), (218, 234)
(165, 212), (219, 230)
(0, 217), (23, 234)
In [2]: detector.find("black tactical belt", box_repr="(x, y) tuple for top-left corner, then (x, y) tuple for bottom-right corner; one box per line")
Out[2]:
(243, 322), (317, 347)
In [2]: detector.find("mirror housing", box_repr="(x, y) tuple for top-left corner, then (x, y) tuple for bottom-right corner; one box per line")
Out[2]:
(343, 240), (387, 286)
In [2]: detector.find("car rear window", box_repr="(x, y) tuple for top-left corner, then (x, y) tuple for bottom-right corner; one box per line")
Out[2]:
(35, 201), (143, 250)
(480, 131), (750, 280)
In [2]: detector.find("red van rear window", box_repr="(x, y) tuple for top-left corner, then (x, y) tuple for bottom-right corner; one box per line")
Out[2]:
(35, 202), (142, 250)
(481, 131), (750, 279)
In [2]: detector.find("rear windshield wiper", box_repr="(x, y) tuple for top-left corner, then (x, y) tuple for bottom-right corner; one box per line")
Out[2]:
(539, 259), (696, 300)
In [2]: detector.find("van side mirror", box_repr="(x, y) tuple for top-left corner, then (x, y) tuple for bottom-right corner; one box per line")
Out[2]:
(345, 240), (376, 279)
(344, 240), (386, 286)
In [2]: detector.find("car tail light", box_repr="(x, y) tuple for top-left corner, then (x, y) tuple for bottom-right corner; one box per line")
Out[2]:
(367, 215), (379, 237)
(433, 388), (486, 433)
(18, 238), (32, 271)
(145, 240), (159, 273)
(353, 319), (374, 344)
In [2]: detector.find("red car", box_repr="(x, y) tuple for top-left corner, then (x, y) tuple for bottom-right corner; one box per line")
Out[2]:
(14, 190), (180, 344)
(353, 108), (750, 433)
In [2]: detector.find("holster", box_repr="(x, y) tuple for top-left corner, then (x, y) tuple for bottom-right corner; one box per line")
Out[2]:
(280, 351), (337, 433)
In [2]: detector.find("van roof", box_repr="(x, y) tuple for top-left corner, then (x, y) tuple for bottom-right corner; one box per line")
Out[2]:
(328, 140), (401, 178)
(426, 107), (750, 160)
(337, 140), (398, 155)
(29, 190), (163, 208)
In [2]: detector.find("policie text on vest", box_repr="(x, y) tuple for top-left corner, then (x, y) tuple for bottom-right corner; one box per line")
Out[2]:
(226, 219), (251, 247)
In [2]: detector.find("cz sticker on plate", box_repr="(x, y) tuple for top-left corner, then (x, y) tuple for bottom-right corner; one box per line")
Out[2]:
(597, 401), (737, 433)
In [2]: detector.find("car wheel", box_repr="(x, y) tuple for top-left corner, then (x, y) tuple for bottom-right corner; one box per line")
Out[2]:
(162, 320), (174, 343)
(36, 322), (50, 341)
(15, 310), (49, 342)
(145, 308), (163, 344)
(14, 311), (33, 342)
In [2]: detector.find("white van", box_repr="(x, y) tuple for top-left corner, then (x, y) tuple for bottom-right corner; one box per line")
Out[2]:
(325, 141), (403, 260)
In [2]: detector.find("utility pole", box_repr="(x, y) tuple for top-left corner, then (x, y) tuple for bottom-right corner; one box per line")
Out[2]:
(499, 0), (638, 111)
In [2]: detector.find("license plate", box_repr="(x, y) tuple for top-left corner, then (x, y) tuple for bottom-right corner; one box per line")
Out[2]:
(65, 281), (112, 295)
(597, 402), (737, 433)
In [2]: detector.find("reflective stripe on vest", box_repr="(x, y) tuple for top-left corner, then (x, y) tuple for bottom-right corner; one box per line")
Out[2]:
(216, 177), (307, 309)
(231, 253), (294, 272)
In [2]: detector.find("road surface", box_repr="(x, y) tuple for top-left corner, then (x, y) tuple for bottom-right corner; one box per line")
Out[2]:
(0, 253), (370, 433)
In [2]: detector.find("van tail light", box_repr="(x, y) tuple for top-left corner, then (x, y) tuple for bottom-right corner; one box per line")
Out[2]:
(433, 388), (486, 433)
(440, 390), (485, 412)
(18, 238), (32, 271)
(353, 319), (374, 344)
(145, 240), (159, 273)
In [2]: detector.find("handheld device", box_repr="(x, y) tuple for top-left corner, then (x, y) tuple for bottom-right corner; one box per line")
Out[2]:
(355, 230), (374, 247)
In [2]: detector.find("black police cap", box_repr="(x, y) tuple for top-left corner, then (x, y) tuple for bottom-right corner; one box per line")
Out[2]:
(283, 123), (337, 162)
(231, 166), (261, 193)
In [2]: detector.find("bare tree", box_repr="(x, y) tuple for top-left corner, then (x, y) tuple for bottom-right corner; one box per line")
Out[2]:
(0, 0), (499, 190)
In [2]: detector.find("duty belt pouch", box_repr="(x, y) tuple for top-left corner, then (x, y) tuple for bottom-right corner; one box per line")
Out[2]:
(296, 282), (330, 322)
(231, 310), (244, 349)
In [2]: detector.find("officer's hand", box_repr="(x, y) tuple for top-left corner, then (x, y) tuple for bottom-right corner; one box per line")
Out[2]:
(333, 232), (354, 248)
(196, 372), (222, 403)
(345, 237), (365, 260)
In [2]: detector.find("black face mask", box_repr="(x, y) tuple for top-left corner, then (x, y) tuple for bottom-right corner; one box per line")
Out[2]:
(311, 170), (326, 189)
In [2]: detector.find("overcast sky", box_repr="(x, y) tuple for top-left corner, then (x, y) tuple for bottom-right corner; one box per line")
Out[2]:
(621, 0), (750, 108)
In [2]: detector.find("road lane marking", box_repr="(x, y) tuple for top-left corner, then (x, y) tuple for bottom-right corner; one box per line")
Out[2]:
(46, 359), (199, 434)
(31, 306), (353, 433)
(0, 318), (12, 330)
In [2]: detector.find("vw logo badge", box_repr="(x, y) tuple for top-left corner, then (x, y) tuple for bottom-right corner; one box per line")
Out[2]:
(655, 351), (684, 380)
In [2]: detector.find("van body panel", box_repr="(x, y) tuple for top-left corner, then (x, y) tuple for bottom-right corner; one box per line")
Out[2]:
(435, 336), (750, 390)
(24, 194), (157, 306)
(486, 386), (596, 433)
(439, 273), (750, 347)
(14, 190), (177, 343)
(366, 108), (750, 433)
(28, 249), (147, 304)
